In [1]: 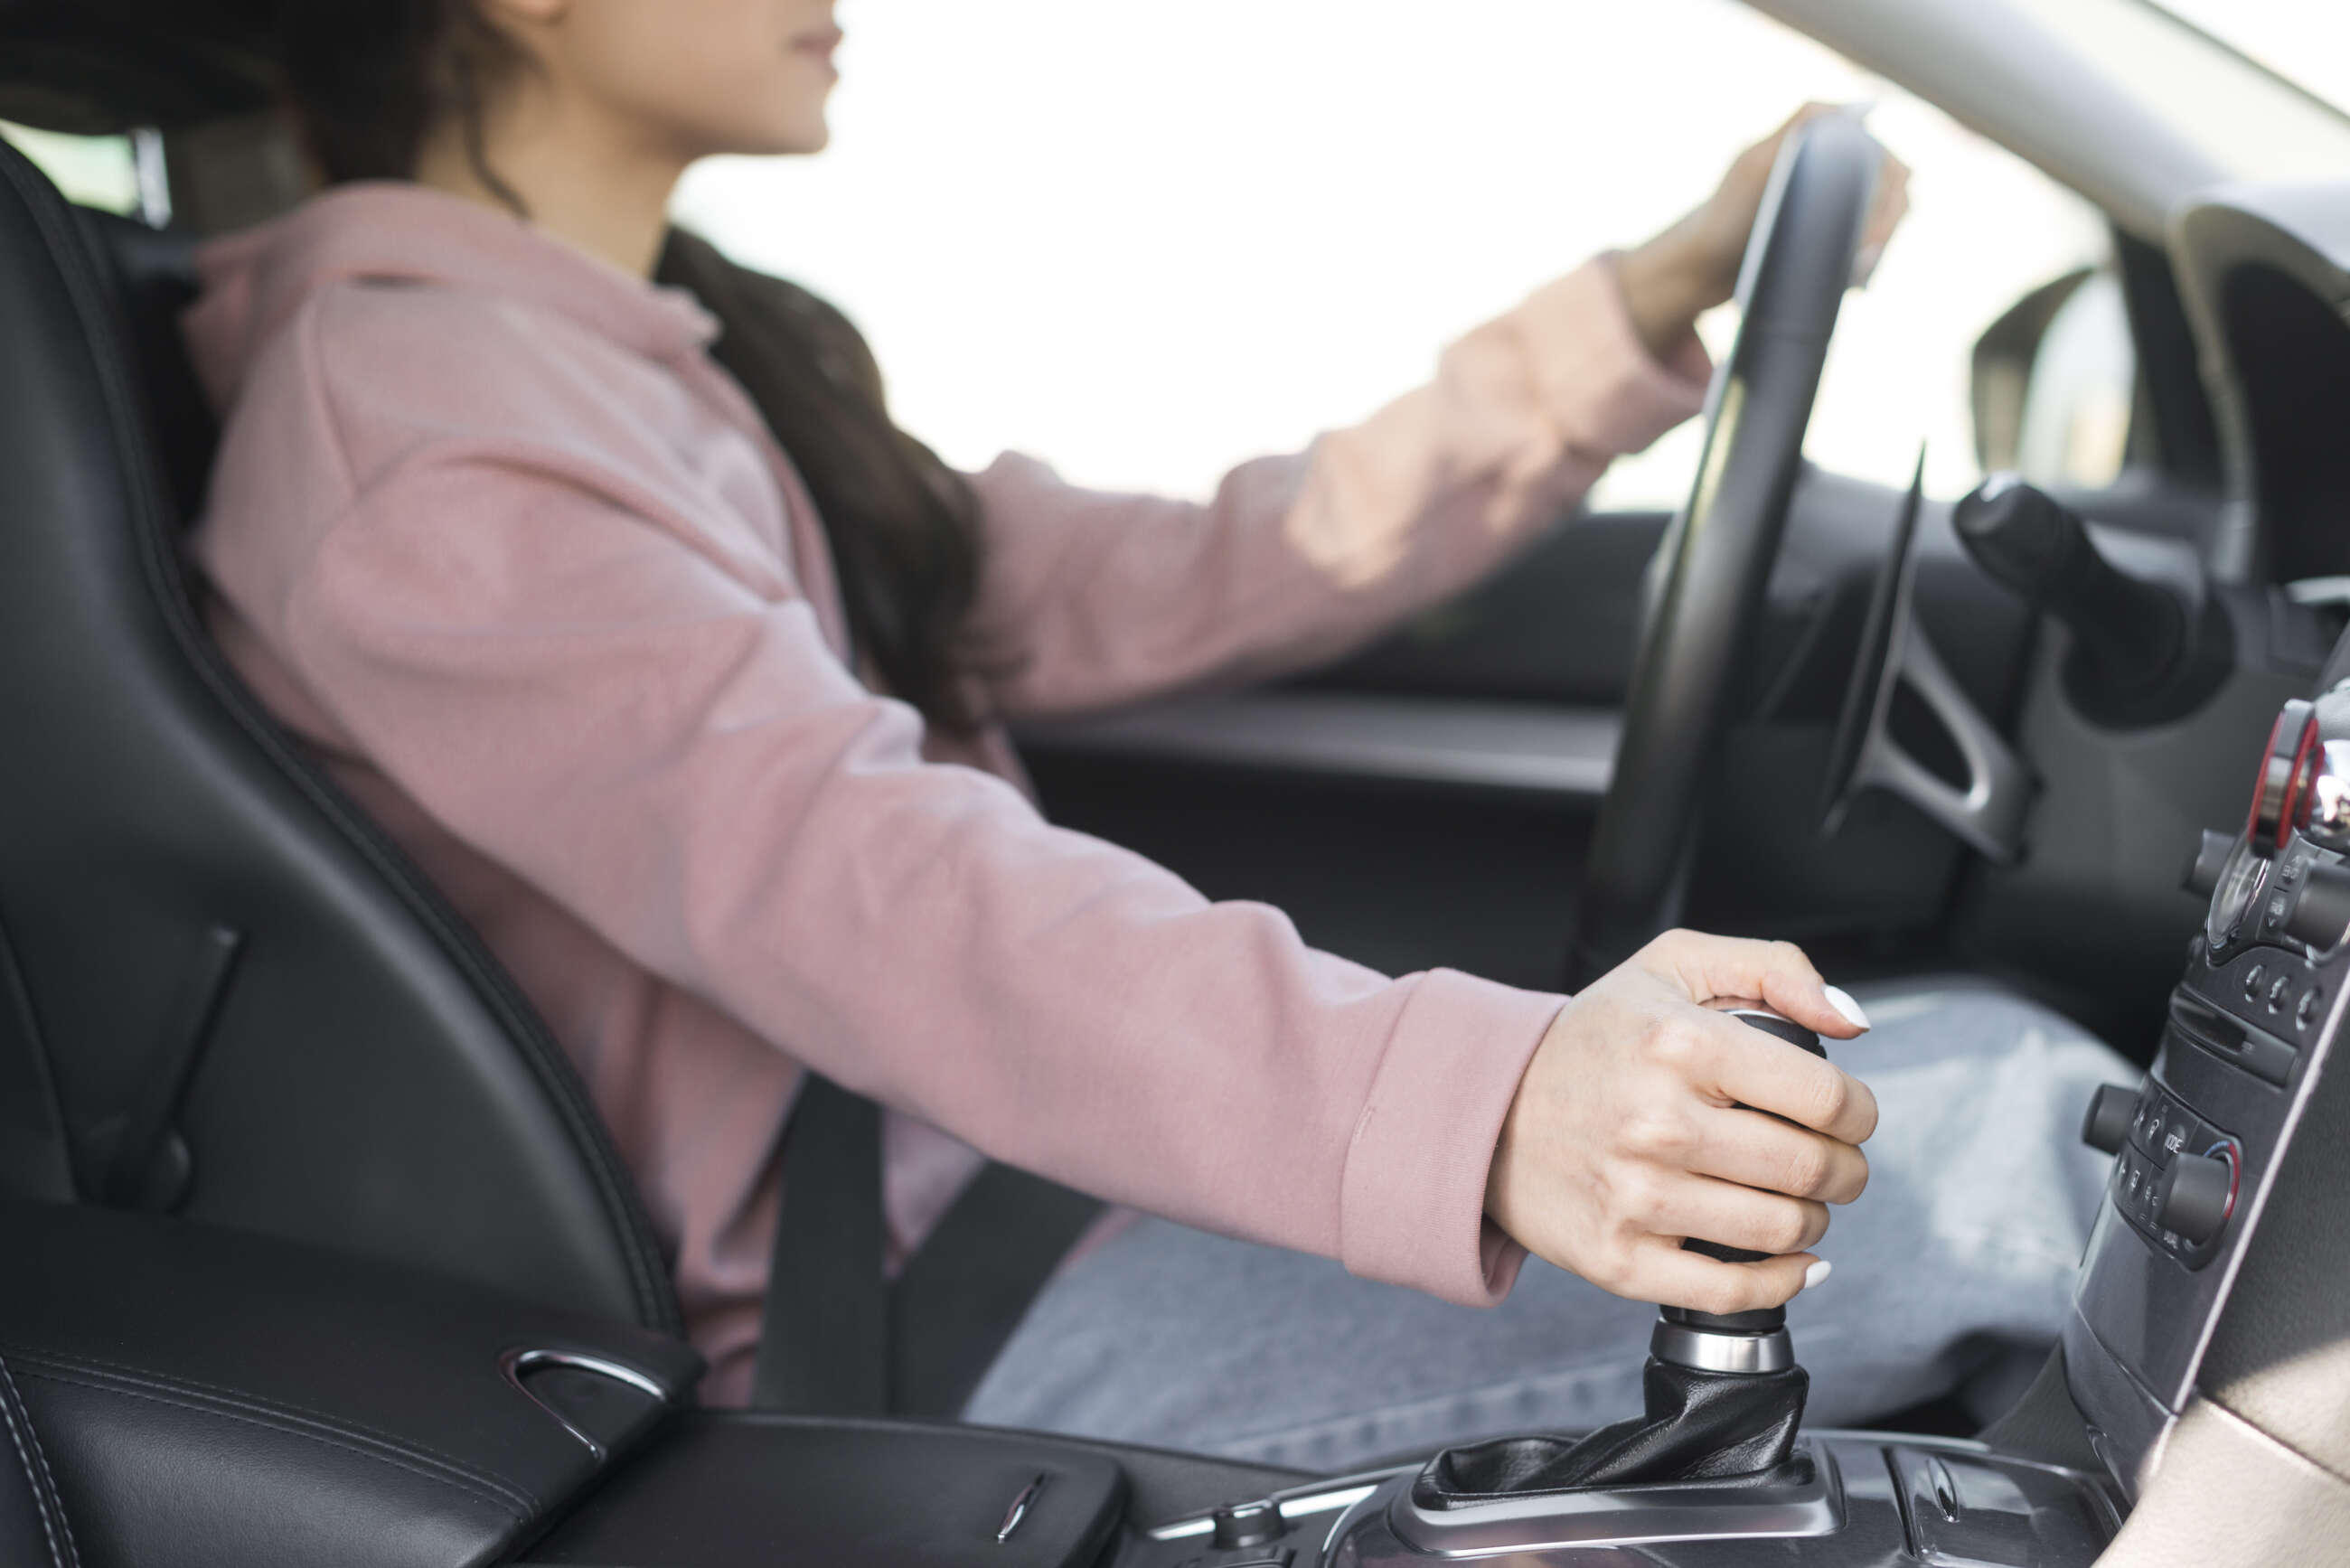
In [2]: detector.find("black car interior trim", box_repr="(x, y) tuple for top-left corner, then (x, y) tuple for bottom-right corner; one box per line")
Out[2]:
(1019, 691), (1622, 801)
(0, 1200), (700, 1568)
(2112, 231), (2225, 495)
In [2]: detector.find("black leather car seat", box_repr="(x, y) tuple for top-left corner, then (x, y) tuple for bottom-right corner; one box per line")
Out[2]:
(0, 1353), (81, 1568)
(0, 136), (680, 1334)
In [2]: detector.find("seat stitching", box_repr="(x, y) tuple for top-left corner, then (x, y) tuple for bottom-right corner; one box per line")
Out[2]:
(0, 1342), (550, 1509)
(6, 1352), (539, 1515)
(0, 1360), (80, 1568)
(8, 1365), (533, 1519)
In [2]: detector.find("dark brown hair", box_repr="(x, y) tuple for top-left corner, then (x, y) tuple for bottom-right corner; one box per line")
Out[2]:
(274, 0), (994, 734)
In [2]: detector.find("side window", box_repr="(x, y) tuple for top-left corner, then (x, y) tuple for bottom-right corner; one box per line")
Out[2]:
(2010, 271), (2136, 490)
(673, 0), (2113, 505)
(0, 120), (144, 217)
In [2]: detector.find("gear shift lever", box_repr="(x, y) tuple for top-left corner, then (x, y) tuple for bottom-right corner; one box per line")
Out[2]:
(1653, 1006), (1821, 1371)
(1422, 1007), (1822, 1501)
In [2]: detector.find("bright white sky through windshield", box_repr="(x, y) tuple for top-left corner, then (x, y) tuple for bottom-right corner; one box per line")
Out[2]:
(2156, 0), (2350, 115)
(676, 0), (2106, 507)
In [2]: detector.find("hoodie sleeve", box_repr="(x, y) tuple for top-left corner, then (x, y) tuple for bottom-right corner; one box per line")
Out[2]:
(268, 445), (1565, 1307)
(966, 255), (1709, 718)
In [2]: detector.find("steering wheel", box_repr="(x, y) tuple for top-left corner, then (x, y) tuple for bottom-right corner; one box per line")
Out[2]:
(1565, 115), (1884, 988)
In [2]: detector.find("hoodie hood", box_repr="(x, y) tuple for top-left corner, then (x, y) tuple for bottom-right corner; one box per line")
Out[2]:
(183, 181), (719, 414)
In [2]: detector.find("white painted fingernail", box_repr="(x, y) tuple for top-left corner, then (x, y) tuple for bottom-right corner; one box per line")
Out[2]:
(1802, 1260), (1833, 1291)
(1824, 985), (1871, 1031)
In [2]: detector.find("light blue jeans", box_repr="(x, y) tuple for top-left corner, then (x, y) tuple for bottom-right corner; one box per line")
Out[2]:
(962, 982), (2135, 1472)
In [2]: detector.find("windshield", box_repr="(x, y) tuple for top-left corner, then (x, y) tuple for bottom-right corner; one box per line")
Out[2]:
(2156, 0), (2350, 117)
(2021, 0), (2350, 181)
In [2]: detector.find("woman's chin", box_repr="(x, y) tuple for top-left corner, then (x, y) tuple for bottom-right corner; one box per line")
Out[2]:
(699, 112), (832, 160)
(772, 121), (832, 157)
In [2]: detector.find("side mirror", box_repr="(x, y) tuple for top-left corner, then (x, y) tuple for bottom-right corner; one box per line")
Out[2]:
(1969, 266), (2137, 487)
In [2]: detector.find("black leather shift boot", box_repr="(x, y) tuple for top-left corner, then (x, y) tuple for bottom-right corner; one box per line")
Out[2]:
(1423, 1359), (1809, 1503)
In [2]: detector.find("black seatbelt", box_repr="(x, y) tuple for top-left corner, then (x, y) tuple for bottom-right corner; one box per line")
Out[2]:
(752, 1074), (888, 1414)
(751, 1076), (1104, 1418)
(889, 1160), (1105, 1418)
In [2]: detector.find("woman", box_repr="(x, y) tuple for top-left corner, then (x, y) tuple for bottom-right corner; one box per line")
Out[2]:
(186, 0), (2128, 1466)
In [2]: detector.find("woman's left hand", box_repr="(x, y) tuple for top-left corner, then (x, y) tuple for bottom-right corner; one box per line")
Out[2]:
(1617, 102), (1912, 361)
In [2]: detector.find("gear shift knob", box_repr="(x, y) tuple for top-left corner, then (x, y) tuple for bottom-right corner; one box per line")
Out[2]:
(1654, 1006), (1826, 1371)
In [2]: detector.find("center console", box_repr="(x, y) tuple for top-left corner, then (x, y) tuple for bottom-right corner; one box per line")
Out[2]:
(2063, 688), (2350, 1495)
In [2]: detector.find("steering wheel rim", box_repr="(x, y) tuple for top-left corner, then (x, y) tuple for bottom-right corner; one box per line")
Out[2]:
(1565, 115), (1883, 989)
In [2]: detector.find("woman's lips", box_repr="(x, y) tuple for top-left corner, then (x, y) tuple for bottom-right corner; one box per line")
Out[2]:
(790, 28), (843, 67)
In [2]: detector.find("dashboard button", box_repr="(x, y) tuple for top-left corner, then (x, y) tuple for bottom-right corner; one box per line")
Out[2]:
(2261, 888), (2294, 936)
(2154, 1106), (2199, 1167)
(2267, 972), (2295, 1014)
(2298, 986), (2325, 1030)
(2134, 1157), (2165, 1223)
(2242, 962), (2268, 1000)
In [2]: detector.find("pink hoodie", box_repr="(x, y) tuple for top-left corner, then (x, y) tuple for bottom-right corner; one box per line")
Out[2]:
(183, 182), (1708, 1403)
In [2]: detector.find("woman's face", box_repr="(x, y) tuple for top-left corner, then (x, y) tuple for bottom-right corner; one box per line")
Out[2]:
(505, 0), (845, 158)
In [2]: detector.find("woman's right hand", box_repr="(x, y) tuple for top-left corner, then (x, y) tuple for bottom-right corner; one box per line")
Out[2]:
(1485, 929), (1878, 1314)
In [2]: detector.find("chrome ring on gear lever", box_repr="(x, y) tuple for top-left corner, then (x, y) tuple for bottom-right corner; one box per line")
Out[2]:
(1651, 1318), (1794, 1374)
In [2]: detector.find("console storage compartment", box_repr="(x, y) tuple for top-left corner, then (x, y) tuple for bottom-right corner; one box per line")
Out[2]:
(0, 1200), (702, 1568)
(522, 1413), (1127, 1568)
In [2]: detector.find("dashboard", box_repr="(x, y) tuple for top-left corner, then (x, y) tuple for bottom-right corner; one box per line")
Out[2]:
(2064, 658), (2350, 1507)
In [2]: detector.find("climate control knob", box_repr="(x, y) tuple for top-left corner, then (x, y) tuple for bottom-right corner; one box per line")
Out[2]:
(2161, 1150), (2237, 1247)
(2081, 1084), (2135, 1155)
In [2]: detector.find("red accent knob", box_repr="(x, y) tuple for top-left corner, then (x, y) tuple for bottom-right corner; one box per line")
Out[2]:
(2251, 699), (2318, 854)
